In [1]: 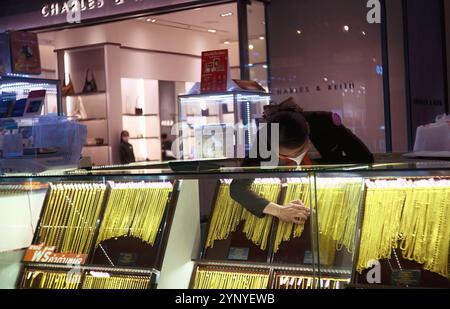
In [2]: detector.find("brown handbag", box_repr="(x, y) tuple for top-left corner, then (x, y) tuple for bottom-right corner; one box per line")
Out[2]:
(62, 74), (75, 96)
(83, 69), (98, 93)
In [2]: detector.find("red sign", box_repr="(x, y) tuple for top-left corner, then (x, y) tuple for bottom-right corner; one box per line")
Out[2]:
(10, 31), (41, 75)
(24, 244), (87, 265)
(201, 49), (229, 93)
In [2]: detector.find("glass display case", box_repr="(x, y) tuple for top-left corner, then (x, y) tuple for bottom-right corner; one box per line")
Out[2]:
(0, 75), (62, 117)
(0, 161), (449, 289)
(0, 116), (86, 174)
(178, 91), (271, 160)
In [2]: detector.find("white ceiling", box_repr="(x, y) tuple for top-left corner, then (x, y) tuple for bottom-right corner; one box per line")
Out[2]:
(137, 2), (266, 42)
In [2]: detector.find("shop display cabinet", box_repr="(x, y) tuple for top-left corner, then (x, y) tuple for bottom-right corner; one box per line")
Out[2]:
(0, 75), (62, 116)
(178, 91), (271, 160)
(0, 162), (449, 289)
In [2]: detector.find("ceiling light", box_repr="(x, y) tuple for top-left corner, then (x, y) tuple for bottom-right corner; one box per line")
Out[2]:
(151, 19), (157, 23)
(263, 64), (268, 69)
(249, 44), (254, 50)
(343, 25), (350, 32)
(296, 29), (302, 35)
(220, 12), (233, 17)
(208, 29), (217, 33)
(259, 36), (265, 40)
(362, 31), (366, 36)
(224, 41), (230, 45)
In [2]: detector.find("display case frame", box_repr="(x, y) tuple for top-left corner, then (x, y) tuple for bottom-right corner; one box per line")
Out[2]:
(0, 161), (449, 289)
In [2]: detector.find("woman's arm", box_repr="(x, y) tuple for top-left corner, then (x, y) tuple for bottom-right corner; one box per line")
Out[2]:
(229, 178), (272, 218)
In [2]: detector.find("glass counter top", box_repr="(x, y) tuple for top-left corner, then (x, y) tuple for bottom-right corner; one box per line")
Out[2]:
(1, 156), (450, 179)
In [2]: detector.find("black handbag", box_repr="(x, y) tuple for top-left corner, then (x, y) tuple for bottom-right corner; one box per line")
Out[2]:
(135, 97), (143, 115)
(82, 69), (98, 93)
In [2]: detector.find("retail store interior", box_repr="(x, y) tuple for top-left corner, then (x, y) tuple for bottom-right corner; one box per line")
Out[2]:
(36, 2), (267, 166)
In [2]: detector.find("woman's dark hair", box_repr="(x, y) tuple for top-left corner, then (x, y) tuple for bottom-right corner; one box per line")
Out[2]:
(120, 130), (130, 143)
(263, 98), (309, 149)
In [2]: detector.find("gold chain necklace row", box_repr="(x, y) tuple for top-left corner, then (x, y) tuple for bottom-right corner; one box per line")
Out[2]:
(274, 178), (362, 254)
(206, 179), (281, 251)
(21, 270), (150, 289)
(358, 178), (450, 279)
(83, 274), (151, 289)
(37, 183), (106, 254)
(192, 268), (269, 289)
(274, 274), (350, 289)
(95, 181), (173, 247)
(22, 269), (81, 289)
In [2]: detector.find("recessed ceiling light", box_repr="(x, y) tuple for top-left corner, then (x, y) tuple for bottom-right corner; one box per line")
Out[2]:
(343, 25), (350, 32)
(224, 41), (230, 45)
(220, 12), (233, 17)
(249, 44), (254, 50)
(263, 64), (268, 69)
(362, 31), (366, 36)
(296, 29), (302, 35)
(208, 29), (217, 33)
(259, 36), (265, 40)
(146, 18), (156, 23)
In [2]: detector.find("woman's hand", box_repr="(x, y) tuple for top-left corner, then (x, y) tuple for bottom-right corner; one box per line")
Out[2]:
(263, 200), (311, 224)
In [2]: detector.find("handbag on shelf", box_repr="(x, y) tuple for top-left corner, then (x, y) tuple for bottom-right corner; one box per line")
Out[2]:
(62, 75), (75, 96)
(135, 97), (143, 115)
(82, 69), (98, 93)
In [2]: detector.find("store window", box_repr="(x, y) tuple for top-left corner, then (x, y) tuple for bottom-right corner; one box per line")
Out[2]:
(34, 2), (245, 166)
(268, 0), (386, 153)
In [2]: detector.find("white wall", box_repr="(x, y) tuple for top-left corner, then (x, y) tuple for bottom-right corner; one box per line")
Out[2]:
(0, 191), (46, 252)
(120, 48), (200, 82)
(52, 19), (220, 56)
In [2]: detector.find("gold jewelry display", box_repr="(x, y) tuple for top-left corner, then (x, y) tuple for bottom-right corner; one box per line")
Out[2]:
(82, 273), (151, 289)
(274, 274), (350, 289)
(205, 179), (281, 251)
(95, 181), (173, 247)
(274, 178), (362, 255)
(192, 267), (269, 289)
(357, 178), (450, 279)
(37, 183), (106, 254)
(22, 269), (81, 289)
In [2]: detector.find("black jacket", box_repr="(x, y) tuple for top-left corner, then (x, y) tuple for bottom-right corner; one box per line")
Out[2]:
(119, 142), (136, 164)
(230, 111), (374, 217)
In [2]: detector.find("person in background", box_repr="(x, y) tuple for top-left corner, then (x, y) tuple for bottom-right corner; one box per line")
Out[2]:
(230, 97), (374, 225)
(119, 130), (135, 164)
(161, 133), (175, 161)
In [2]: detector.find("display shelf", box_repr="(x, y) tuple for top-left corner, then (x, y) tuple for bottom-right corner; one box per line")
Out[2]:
(63, 91), (106, 98)
(22, 262), (160, 276)
(77, 118), (107, 122)
(123, 113), (159, 117)
(192, 260), (351, 276)
(129, 137), (159, 140)
(84, 144), (109, 147)
(186, 114), (220, 117)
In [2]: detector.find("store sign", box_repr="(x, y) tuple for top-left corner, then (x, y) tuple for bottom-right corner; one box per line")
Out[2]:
(41, 0), (115, 18)
(0, 0), (221, 32)
(24, 243), (88, 264)
(200, 49), (229, 93)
